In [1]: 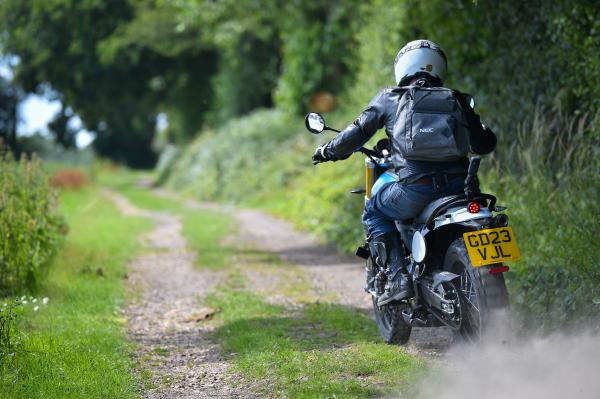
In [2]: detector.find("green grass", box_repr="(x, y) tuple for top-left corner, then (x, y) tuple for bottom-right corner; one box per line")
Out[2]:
(206, 272), (423, 398)
(181, 210), (235, 269)
(0, 186), (152, 398)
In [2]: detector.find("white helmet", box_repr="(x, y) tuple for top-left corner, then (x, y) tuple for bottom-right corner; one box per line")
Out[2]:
(394, 40), (447, 86)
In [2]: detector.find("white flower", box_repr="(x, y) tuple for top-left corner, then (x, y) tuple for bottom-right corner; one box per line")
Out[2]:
(22, 300), (27, 305)
(33, 306), (39, 312)
(2, 303), (6, 307)
(32, 298), (37, 303)
(20, 296), (26, 301)
(42, 297), (49, 305)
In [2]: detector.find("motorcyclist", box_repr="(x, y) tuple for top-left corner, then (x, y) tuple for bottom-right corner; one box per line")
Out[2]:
(312, 40), (497, 306)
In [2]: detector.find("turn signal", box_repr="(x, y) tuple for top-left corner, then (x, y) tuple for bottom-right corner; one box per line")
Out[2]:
(467, 202), (481, 214)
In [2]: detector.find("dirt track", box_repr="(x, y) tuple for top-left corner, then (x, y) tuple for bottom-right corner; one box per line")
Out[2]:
(109, 188), (454, 397)
(230, 208), (455, 357)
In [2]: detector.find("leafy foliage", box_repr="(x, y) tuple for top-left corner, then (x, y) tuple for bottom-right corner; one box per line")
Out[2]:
(402, 0), (600, 132)
(0, 151), (64, 295)
(0, 0), (217, 166)
(484, 110), (600, 328)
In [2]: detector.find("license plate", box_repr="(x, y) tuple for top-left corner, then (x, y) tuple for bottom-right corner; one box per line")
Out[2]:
(463, 227), (521, 267)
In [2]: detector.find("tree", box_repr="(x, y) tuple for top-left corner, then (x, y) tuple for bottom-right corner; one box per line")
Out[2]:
(0, 75), (20, 150)
(0, 0), (217, 167)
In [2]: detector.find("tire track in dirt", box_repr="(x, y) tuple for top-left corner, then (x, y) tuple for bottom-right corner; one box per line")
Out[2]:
(106, 190), (254, 399)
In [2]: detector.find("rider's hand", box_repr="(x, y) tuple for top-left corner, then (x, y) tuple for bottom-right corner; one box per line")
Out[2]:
(312, 144), (329, 165)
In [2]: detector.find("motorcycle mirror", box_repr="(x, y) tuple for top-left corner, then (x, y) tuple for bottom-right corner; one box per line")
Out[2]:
(305, 112), (326, 134)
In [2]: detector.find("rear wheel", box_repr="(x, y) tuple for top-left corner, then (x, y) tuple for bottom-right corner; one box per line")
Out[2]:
(443, 238), (510, 341)
(368, 258), (412, 344)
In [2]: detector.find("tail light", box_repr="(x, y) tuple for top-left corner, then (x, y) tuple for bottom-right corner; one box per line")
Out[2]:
(467, 202), (481, 214)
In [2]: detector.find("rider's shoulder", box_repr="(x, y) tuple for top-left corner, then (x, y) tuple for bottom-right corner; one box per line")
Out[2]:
(370, 86), (401, 103)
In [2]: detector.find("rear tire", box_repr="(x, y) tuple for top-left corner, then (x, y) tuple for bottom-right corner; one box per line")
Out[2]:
(368, 258), (412, 345)
(443, 238), (510, 341)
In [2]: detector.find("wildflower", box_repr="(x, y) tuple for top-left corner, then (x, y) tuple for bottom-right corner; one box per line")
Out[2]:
(42, 297), (49, 305)
(20, 296), (26, 301)
(33, 306), (39, 312)
(2, 303), (6, 307)
(32, 298), (37, 303)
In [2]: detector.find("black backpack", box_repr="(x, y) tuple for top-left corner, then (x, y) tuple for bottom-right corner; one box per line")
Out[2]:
(393, 86), (470, 162)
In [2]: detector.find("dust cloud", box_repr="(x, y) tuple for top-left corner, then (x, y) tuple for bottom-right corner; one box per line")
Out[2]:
(416, 317), (600, 399)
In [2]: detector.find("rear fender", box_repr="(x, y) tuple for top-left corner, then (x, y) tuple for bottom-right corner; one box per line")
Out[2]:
(432, 270), (460, 290)
(432, 206), (493, 230)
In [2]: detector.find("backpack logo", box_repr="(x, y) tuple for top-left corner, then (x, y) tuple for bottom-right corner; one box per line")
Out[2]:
(419, 128), (434, 133)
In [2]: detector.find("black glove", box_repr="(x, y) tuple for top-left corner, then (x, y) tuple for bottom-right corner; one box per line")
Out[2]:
(312, 144), (329, 165)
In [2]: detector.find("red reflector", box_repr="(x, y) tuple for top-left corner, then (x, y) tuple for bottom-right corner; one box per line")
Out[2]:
(467, 202), (481, 213)
(490, 265), (510, 274)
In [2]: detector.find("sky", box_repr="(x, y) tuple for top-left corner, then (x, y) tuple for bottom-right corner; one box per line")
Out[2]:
(1, 59), (95, 148)
(18, 96), (95, 148)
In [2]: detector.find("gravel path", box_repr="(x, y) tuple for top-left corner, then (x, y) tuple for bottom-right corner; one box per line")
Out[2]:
(229, 208), (455, 357)
(106, 190), (253, 399)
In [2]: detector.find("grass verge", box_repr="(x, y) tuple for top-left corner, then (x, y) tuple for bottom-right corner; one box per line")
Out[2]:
(0, 186), (152, 398)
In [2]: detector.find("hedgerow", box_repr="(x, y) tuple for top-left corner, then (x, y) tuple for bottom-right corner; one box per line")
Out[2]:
(0, 150), (65, 295)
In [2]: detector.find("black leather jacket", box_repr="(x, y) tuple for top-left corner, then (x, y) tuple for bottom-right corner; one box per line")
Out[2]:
(323, 84), (497, 182)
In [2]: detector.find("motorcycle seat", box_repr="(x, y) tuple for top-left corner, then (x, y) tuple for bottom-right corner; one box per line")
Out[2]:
(414, 194), (467, 226)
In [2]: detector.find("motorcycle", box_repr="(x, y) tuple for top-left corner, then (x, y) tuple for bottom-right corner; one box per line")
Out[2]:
(305, 112), (520, 343)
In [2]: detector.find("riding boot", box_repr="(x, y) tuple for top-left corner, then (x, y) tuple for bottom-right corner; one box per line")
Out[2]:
(369, 232), (414, 306)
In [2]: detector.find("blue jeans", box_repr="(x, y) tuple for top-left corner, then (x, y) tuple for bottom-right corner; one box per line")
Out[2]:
(362, 176), (464, 239)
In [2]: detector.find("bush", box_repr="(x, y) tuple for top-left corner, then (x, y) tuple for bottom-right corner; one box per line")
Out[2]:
(483, 109), (600, 328)
(0, 151), (65, 295)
